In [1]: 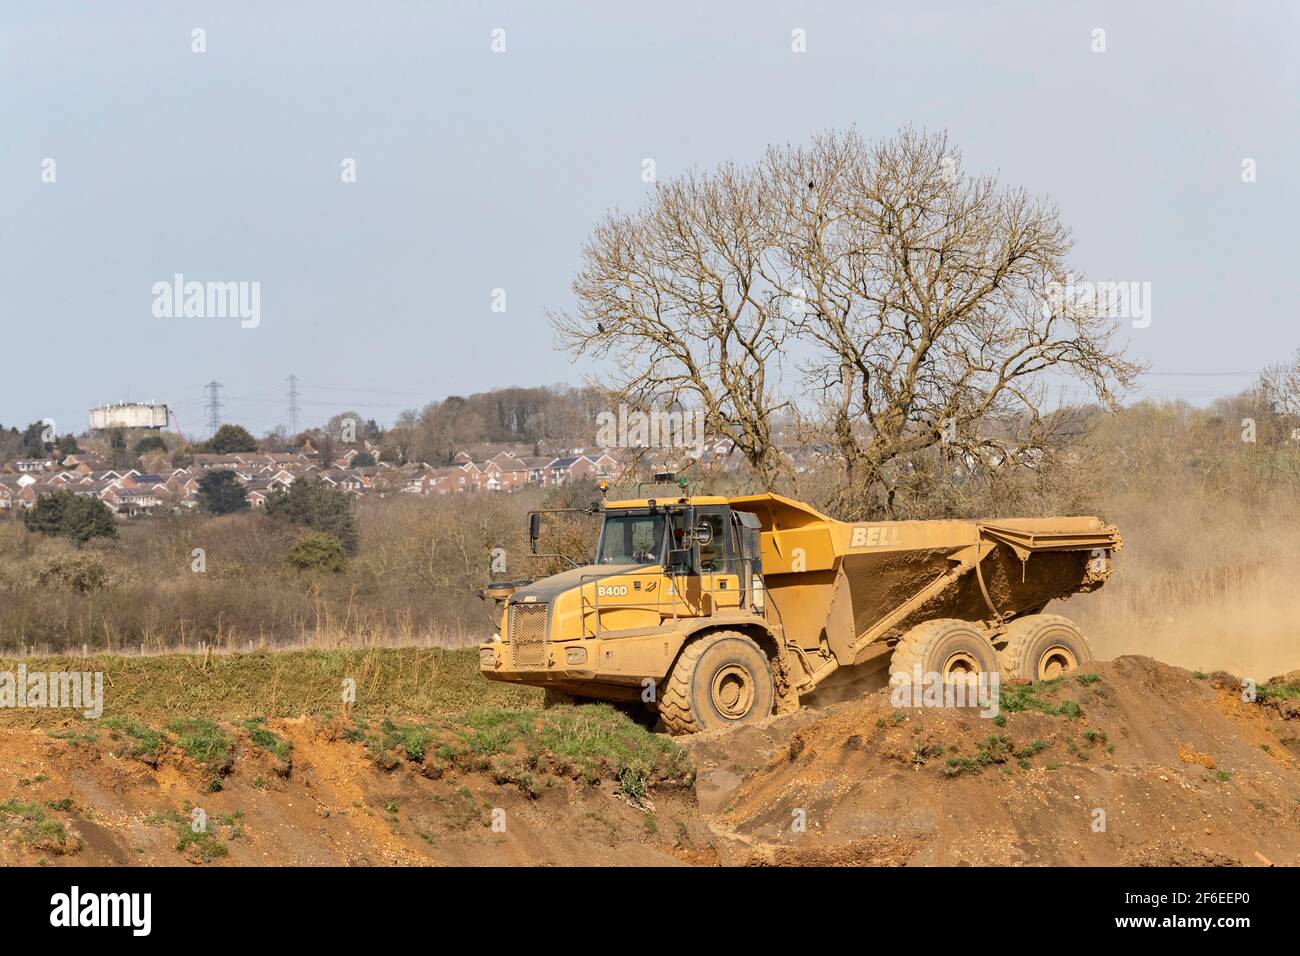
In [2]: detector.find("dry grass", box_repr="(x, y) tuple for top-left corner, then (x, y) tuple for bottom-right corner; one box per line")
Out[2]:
(0, 646), (539, 728)
(0, 489), (575, 654)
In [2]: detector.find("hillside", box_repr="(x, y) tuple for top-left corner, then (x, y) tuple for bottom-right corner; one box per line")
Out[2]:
(2, 650), (1297, 866)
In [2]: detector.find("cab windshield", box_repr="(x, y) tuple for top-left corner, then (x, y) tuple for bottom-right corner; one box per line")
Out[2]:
(596, 512), (667, 565)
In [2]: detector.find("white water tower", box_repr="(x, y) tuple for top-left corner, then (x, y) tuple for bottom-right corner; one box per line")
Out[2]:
(89, 402), (171, 431)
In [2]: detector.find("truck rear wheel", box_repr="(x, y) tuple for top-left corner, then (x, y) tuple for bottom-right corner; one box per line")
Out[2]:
(998, 614), (1093, 681)
(889, 619), (999, 687)
(659, 631), (775, 735)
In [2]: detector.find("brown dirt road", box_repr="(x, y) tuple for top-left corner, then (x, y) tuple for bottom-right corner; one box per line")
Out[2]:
(2, 656), (1297, 866)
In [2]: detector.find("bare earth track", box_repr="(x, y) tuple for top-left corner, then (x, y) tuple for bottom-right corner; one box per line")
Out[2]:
(2, 655), (1297, 866)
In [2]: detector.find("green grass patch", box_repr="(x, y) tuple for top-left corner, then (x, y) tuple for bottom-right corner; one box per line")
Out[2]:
(999, 681), (1085, 719)
(166, 718), (233, 770)
(103, 717), (166, 761)
(531, 704), (689, 788)
(239, 717), (292, 768)
(376, 718), (436, 763)
(145, 807), (229, 861)
(1258, 679), (1300, 702)
(218, 811), (245, 839)
(911, 742), (944, 766)
(443, 787), (485, 830)
(46, 729), (97, 746)
(346, 702), (690, 799)
(1014, 738), (1050, 761)
(0, 799), (81, 854)
(944, 735), (1014, 777)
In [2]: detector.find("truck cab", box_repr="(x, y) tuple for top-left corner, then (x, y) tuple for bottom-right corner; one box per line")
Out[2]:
(478, 494), (779, 731)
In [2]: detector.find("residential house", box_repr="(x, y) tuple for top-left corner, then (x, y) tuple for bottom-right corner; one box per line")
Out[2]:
(519, 456), (553, 486)
(104, 484), (161, 516)
(547, 455), (598, 486)
(11, 459), (54, 473)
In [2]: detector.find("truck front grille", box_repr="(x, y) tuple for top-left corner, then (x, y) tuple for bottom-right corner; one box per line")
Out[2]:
(509, 603), (549, 668)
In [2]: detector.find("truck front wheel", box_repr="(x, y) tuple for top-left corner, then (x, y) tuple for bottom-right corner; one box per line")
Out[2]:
(659, 631), (775, 735)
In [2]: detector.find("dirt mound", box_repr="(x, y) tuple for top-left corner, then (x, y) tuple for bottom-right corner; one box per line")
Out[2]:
(2, 656), (1297, 867)
(683, 656), (1300, 866)
(0, 710), (712, 867)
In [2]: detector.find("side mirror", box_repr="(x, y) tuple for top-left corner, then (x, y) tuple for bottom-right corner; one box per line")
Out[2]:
(528, 513), (541, 553)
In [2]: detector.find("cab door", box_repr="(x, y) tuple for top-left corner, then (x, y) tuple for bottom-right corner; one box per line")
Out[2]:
(589, 510), (670, 634)
(662, 509), (700, 617)
(695, 507), (742, 614)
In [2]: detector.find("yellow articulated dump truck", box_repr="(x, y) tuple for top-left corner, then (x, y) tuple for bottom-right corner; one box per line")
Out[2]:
(479, 487), (1122, 734)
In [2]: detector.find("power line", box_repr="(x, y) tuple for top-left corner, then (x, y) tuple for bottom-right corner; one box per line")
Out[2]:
(223, 394), (417, 410)
(299, 382), (440, 398)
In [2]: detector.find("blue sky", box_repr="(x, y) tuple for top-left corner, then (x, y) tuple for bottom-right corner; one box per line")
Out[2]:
(2, 0), (1296, 438)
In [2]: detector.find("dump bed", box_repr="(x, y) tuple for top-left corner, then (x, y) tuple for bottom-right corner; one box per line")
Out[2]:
(729, 494), (1122, 664)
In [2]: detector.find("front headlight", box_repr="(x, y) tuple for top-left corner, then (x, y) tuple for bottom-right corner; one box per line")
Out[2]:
(480, 647), (497, 665)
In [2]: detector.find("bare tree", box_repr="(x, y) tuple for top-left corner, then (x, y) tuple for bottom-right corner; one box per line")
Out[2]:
(554, 128), (1142, 513)
(770, 129), (1142, 515)
(1258, 349), (1300, 419)
(533, 385), (607, 454)
(551, 163), (793, 485)
(1245, 350), (1300, 486)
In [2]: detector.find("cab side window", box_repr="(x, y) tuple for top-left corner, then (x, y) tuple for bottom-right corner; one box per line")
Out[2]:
(697, 511), (733, 573)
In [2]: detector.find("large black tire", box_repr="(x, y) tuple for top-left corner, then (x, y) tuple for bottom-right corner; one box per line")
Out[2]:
(888, 619), (999, 686)
(659, 631), (776, 735)
(997, 614), (1093, 681)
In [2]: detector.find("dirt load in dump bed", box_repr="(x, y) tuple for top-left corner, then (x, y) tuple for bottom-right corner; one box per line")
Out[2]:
(1, 656), (1298, 866)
